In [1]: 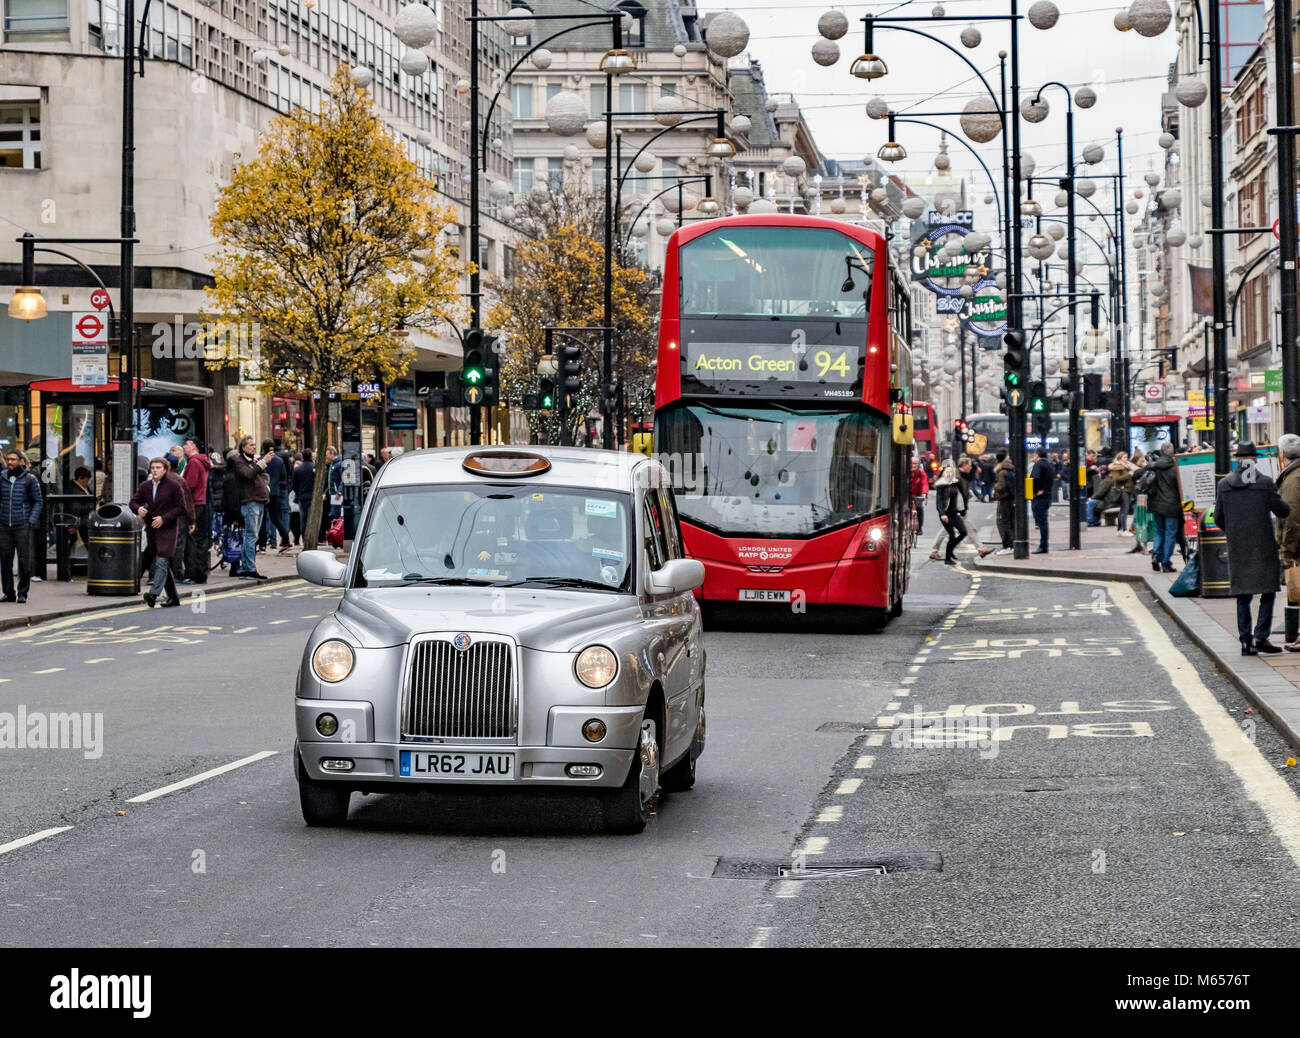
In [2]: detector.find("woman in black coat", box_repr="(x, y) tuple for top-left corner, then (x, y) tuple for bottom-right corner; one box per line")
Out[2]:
(934, 464), (967, 565)
(1215, 443), (1292, 655)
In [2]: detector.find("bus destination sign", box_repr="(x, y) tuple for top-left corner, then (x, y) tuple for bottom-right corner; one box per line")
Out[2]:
(683, 340), (863, 399)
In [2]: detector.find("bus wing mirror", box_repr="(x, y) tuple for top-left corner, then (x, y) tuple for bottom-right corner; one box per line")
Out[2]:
(892, 413), (914, 446)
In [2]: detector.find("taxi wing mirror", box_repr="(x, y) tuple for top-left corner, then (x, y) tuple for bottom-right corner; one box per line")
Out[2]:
(892, 412), (914, 446)
(298, 549), (346, 587)
(646, 558), (705, 596)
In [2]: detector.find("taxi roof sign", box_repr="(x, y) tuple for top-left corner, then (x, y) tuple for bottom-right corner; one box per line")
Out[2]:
(462, 450), (552, 477)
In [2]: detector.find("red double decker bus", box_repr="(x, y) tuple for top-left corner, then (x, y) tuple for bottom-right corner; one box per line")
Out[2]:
(653, 215), (915, 626)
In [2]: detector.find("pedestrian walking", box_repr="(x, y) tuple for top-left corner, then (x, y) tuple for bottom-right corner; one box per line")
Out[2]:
(1030, 448), (1053, 553)
(993, 449), (1015, 554)
(129, 457), (187, 608)
(977, 454), (995, 502)
(933, 463), (967, 565)
(1274, 434), (1300, 650)
(228, 436), (273, 580)
(910, 456), (929, 536)
(181, 438), (211, 584)
(930, 456), (993, 560)
(1215, 442), (1291, 656)
(292, 449), (316, 547)
(0, 448), (41, 603)
(164, 453), (195, 586)
(1143, 443), (1183, 573)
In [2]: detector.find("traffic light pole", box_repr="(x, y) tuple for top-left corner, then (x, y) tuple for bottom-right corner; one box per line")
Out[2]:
(1008, 0), (1029, 559)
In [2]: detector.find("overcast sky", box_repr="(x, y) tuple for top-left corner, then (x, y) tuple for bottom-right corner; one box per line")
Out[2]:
(739, 0), (1178, 206)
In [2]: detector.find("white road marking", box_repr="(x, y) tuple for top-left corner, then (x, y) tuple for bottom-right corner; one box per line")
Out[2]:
(231, 626), (257, 634)
(749, 926), (775, 947)
(802, 836), (829, 855)
(854, 755), (875, 769)
(895, 689), (910, 697)
(268, 619), (291, 625)
(976, 566), (1300, 870)
(835, 778), (862, 795)
(774, 881), (800, 899)
(136, 648), (159, 655)
(126, 750), (279, 804)
(875, 716), (895, 728)
(817, 805), (844, 822)
(907, 665), (920, 673)
(865, 732), (886, 747)
(0, 826), (74, 857)
(83, 658), (113, 664)
(32, 667), (63, 674)
(886, 701), (900, 711)
(901, 676), (917, 684)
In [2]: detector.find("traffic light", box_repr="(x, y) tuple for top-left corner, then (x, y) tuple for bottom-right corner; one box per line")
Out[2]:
(558, 343), (582, 393)
(1082, 372), (1102, 410)
(462, 328), (485, 405)
(1032, 411), (1052, 438)
(601, 382), (619, 414)
(954, 418), (973, 446)
(481, 333), (499, 405)
(1002, 330), (1026, 390)
(1053, 373), (1074, 411)
(998, 388), (1009, 415)
(1027, 380), (1048, 415)
(538, 377), (556, 410)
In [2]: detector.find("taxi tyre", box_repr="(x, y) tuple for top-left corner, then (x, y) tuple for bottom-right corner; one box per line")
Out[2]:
(297, 752), (352, 826)
(602, 709), (662, 834)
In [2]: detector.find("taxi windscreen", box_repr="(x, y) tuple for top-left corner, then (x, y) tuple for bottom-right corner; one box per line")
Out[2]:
(354, 485), (634, 592)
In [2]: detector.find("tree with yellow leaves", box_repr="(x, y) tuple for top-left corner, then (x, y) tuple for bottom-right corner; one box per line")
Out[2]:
(487, 186), (659, 446)
(206, 64), (464, 548)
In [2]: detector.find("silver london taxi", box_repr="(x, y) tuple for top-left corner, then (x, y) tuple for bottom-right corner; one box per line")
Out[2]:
(293, 446), (706, 833)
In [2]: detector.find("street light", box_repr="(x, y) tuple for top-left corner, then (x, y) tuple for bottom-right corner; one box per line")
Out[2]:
(7, 288), (46, 322)
(850, 18), (888, 79)
(599, 48), (636, 74)
(877, 114), (906, 162)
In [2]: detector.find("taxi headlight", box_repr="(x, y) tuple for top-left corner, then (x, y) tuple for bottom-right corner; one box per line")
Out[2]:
(312, 640), (355, 683)
(575, 646), (618, 688)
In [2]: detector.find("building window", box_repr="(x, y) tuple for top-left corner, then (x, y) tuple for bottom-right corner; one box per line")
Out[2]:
(617, 0), (645, 47)
(618, 82), (645, 113)
(0, 99), (42, 170)
(512, 82), (532, 119)
(547, 157), (564, 191)
(513, 157), (533, 194)
(5, 0), (68, 40)
(590, 83), (606, 120)
(591, 165), (605, 191)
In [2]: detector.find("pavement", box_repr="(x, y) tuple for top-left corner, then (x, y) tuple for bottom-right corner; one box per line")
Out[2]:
(0, 543), (330, 632)
(973, 503), (1300, 754)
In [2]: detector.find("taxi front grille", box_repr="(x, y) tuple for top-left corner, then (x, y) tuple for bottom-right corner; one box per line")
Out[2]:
(403, 638), (517, 740)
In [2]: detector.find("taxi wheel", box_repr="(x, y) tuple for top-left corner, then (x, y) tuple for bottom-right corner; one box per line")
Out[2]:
(601, 719), (659, 834)
(297, 756), (351, 826)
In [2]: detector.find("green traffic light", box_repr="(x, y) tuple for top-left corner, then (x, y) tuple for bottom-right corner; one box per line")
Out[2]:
(464, 368), (483, 384)
(542, 394), (553, 408)
(1005, 371), (1021, 387)
(1031, 398), (1045, 412)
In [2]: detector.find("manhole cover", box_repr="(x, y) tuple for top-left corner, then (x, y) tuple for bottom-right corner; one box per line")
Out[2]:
(945, 776), (1142, 796)
(712, 852), (942, 879)
(817, 719), (934, 732)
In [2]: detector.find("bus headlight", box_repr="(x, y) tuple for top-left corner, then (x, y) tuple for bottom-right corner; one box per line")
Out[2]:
(312, 640), (355, 683)
(867, 527), (885, 544)
(575, 646), (618, 688)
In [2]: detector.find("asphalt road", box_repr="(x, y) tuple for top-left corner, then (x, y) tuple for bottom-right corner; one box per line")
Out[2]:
(3, 508), (1300, 947)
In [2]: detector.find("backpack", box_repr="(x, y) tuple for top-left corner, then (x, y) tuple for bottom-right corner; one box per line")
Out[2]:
(1135, 467), (1158, 495)
(222, 469), (243, 524)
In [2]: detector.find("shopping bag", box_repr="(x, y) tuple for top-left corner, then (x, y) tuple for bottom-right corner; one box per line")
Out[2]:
(1169, 551), (1201, 597)
(1286, 564), (1300, 605)
(326, 517), (345, 549)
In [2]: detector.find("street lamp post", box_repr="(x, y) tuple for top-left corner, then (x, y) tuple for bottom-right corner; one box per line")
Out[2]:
(1271, 0), (1300, 434)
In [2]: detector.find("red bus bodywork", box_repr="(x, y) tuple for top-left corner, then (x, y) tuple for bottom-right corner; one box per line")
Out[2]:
(912, 401), (937, 464)
(654, 215), (912, 618)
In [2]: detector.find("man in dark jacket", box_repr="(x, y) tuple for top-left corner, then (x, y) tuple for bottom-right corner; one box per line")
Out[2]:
(129, 457), (187, 608)
(181, 439), (211, 584)
(1030, 448), (1054, 553)
(1145, 444), (1184, 572)
(1086, 464), (1118, 526)
(0, 449), (42, 603)
(1216, 442), (1291, 655)
(258, 439), (290, 552)
(292, 448), (316, 547)
(228, 436), (273, 580)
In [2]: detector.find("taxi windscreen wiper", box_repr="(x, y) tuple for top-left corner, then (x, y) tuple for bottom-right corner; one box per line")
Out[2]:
(523, 576), (622, 591)
(396, 575), (499, 587)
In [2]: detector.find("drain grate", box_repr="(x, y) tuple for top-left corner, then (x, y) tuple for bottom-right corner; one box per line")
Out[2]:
(713, 852), (942, 879)
(945, 776), (1142, 796)
(818, 719), (934, 733)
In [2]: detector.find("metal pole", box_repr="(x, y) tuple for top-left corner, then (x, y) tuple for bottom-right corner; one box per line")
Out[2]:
(1208, 0), (1230, 474)
(1065, 101), (1081, 551)
(1276, 0), (1299, 434)
(119, 0), (136, 460)
(602, 72), (614, 450)
(971, 330), (979, 414)
(468, 0), (482, 446)
(1009, 1), (1029, 558)
(959, 324), (967, 422)
(1115, 127), (1131, 448)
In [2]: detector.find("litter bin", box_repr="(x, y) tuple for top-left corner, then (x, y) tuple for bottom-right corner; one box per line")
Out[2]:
(87, 503), (142, 596)
(1198, 514), (1232, 598)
